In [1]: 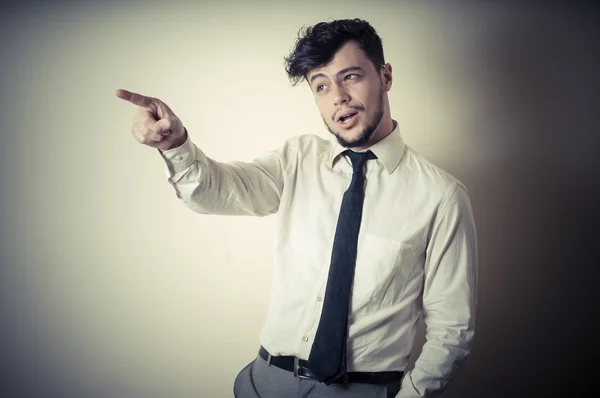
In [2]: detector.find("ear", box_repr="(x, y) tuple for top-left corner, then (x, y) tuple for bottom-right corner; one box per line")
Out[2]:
(381, 63), (393, 92)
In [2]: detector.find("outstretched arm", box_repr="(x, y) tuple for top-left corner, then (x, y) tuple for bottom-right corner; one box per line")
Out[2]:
(116, 88), (285, 217)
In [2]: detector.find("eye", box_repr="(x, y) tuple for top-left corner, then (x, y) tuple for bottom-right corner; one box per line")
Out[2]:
(344, 73), (359, 81)
(315, 84), (326, 92)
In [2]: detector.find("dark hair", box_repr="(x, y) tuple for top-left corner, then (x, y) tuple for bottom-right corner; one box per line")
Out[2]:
(284, 18), (385, 86)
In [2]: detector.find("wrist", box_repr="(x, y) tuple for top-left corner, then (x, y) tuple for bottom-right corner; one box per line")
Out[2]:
(166, 127), (188, 150)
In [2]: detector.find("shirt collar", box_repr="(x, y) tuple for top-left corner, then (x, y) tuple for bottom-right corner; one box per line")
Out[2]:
(329, 121), (405, 174)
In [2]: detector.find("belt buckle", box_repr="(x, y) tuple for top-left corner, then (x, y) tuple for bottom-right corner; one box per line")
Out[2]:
(293, 357), (312, 380)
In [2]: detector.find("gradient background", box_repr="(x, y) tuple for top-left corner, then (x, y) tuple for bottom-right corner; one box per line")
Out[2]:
(1, 1), (598, 397)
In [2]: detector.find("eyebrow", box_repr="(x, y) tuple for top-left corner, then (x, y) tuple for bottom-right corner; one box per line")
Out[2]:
(309, 66), (366, 84)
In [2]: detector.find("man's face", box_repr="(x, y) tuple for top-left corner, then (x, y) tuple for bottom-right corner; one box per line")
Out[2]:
(307, 41), (392, 150)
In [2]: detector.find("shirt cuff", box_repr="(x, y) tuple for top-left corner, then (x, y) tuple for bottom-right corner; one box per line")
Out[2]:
(159, 135), (196, 174)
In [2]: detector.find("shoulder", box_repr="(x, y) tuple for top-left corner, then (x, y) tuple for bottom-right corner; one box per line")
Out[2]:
(283, 134), (331, 150)
(402, 145), (471, 204)
(266, 134), (332, 172)
(280, 133), (333, 159)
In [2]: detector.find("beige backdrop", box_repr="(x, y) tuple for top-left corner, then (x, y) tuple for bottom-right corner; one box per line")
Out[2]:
(1, 1), (598, 397)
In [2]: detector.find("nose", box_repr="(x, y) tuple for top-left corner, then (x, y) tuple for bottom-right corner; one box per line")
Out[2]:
(332, 84), (350, 106)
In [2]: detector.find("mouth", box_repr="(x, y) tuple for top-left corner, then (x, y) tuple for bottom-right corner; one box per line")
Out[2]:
(337, 111), (359, 128)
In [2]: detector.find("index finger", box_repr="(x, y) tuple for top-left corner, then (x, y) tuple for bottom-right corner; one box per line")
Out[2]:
(115, 89), (155, 108)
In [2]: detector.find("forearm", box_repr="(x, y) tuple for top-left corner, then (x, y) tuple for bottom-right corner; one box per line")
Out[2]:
(160, 133), (285, 217)
(396, 324), (474, 397)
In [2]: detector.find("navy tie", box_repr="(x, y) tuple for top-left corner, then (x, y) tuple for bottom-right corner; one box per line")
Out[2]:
(307, 149), (377, 384)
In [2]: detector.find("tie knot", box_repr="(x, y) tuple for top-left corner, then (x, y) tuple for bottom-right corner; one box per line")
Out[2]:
(344, 150), (377, 173)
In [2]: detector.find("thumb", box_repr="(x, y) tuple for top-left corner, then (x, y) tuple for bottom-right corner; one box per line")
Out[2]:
(153, 119), (173, 136)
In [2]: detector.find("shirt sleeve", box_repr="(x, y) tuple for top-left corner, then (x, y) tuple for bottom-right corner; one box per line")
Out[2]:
(396, 182), (478, 397)
(158, 132), (288, 217)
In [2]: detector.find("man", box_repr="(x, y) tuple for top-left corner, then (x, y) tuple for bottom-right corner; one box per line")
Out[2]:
(116, 18), (477, 398)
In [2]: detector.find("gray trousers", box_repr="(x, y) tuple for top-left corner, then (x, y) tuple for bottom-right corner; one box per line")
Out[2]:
(233, 355), (402, 398)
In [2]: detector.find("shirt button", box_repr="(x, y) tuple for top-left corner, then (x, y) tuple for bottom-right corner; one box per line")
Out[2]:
(175, 155), (183, 161)
(316, 296), (323, 302)
(302, 336), (309, 342)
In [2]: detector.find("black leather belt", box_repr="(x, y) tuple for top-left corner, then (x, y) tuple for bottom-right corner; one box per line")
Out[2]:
(258, 346), (404, 385)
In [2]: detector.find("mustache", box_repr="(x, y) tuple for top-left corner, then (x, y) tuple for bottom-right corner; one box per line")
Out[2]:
(332, 104), (365, 122)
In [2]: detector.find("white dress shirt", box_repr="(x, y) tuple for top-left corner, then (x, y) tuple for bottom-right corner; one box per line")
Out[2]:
(160, 123), (478, 397)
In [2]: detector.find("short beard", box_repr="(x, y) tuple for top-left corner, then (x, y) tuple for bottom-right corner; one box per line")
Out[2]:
(324, 88), (385, 149)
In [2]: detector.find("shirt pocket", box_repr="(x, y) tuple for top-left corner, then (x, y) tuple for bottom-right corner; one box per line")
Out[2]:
(352, 233), (423, 310)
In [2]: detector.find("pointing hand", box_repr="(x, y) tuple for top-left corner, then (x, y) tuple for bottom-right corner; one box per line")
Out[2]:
(116, 89), (187, 151)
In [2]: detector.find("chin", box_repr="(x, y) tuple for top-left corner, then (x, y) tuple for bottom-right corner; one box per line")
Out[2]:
(339, 129), (362, 142)
(335, 130), (371, 149)
(324, 117), (373, 148)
